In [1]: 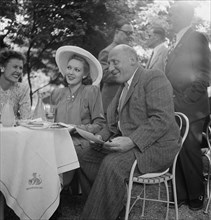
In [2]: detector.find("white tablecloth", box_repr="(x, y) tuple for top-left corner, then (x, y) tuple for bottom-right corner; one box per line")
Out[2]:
(0, 125), (79, 220)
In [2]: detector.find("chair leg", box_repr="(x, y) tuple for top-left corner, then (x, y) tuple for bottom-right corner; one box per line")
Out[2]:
(141, 184), (146, 217)
(204, 193), (211, 214)
(207, 167), (210, 197)
(0, 192), (4, 220)
(164, 181), (169, 220)
(204, 154), (211, 197)
(172, 179), (179, 220)
(125, 182), (132, 220)
(158, 183), (161, 200)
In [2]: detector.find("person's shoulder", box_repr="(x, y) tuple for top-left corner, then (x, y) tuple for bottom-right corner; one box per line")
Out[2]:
(99, 42), (117, 54)
(83, 85), (100, 94)
(53, 86), (65, 94)
(51, 86), (66, 100)
(140, 69), (171, 91)
(16, 81), (30, 93)
(189, 29), (209, 43)
(142, 68), (166, 80)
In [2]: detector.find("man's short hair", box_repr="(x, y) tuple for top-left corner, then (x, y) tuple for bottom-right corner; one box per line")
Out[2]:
(153, 27), (166, 41)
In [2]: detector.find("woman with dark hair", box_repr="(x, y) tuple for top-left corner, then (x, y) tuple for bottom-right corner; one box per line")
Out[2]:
(0, 49), (31, 120)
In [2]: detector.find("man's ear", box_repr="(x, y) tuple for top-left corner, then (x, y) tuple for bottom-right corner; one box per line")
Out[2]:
(0, 66), (5, 72)
(129, 57), (137, 66)
(115, 29), (119, 35)
(83, 72), (89, 79)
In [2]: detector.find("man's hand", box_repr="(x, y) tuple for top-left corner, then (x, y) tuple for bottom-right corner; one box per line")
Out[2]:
(95, 134), (103, 141)
(90, 134), (104, 151)
(103, 136), (135, 152)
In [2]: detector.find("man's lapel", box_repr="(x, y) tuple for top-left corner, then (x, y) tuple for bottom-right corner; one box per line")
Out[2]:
(149, 51), (160, 68)
(166, 28), (193, 72)
(107, 85), (123, 123)
(119, 67), (142, 112)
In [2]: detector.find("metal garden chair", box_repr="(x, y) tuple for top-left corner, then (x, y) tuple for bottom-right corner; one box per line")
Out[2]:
(201, 117), (211, 214)
(125, 112), (189, 220)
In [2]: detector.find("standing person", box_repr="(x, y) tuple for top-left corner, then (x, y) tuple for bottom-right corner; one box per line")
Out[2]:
(0, 49), (31, 120)
(165, 1), (211, 210)
(145, 26), (168, 72)
(98, 19), (134, 116)
(78, 44), (181, 220)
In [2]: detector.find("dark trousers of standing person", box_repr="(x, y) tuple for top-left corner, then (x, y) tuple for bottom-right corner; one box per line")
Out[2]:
(175, 117), (205, 207)
(78, 147), (136, 220)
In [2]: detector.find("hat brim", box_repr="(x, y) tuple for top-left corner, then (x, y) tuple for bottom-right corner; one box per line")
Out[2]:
(55, 46), (102, 86)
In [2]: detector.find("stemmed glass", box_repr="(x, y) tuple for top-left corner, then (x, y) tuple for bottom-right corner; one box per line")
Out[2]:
(45, 97), (56, 123)
(0, 102), (4, 123)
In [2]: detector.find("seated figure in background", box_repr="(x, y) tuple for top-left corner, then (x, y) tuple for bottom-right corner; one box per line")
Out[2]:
(51, 46), (106, 186)
(0, 49), (31, 120)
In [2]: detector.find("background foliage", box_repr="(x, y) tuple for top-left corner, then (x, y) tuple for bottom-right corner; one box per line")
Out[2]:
(0, 0), (210, 104)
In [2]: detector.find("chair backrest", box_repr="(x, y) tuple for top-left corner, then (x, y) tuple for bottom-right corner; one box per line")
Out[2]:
(175, 112), (189, 146)
(171, 112), (189, 175)
(205, 117), (211, 151)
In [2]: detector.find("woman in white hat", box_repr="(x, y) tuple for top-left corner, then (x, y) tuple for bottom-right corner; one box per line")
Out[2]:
(51, 46), (105, 187)
(52, 45), (105, 147)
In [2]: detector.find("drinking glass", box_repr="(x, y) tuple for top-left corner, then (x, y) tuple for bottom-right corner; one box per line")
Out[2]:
(0, 102), (4, 123)
(45, 104), (56, 123)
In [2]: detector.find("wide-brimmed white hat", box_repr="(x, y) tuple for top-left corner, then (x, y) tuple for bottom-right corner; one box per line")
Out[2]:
(55, 46), (102, 86)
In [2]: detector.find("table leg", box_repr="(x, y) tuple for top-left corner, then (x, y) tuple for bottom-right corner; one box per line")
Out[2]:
(0, 192), (4, 220)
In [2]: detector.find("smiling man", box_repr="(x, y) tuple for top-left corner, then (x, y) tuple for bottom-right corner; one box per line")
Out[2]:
(0, 49), (31, 119)
(78, 44), (181, 220)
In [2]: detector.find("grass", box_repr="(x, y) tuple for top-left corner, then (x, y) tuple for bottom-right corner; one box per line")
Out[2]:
(4, 178), (211, 220)
(58, 183), (211, 220)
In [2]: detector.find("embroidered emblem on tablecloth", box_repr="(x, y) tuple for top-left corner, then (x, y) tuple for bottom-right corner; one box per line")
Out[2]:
(26, 173), (43, 190)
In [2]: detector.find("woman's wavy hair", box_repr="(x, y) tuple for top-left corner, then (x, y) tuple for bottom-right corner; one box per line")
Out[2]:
(0, 49), (25, 76)
(63, 54), (92, 86)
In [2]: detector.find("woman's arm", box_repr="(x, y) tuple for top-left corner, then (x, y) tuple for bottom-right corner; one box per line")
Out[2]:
(78, 85), (106, 133)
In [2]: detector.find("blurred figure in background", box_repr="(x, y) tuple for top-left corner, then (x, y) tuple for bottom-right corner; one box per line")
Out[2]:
(145, 26), (168, 72)
(0, 49), (31, 120)
(98, 19), (134, 116)
(165, 1), (211, 211)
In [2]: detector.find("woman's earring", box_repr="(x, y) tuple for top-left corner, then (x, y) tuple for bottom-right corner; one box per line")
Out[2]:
(0, 67), (5, 72)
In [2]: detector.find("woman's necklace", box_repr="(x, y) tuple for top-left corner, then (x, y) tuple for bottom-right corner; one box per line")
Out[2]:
(67, 86), (81, 102)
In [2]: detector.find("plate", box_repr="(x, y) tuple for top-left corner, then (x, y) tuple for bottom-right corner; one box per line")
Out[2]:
(19, 121), (75, 131)
(20, 123), (50, 130)
(48, 122), (75, 130)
